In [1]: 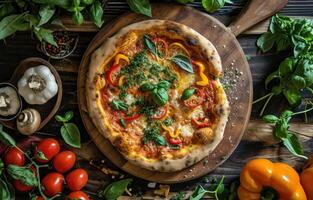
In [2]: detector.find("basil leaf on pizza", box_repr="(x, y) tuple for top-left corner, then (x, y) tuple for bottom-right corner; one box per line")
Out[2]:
(171, 54), (194, 73)
(86, 20), (229, 172)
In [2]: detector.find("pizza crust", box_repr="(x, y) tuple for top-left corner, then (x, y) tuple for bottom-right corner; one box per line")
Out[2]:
(86, 20), (229, 172)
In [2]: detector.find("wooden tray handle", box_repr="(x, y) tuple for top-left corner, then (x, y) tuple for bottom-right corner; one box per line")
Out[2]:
(228, 0), (288, 36)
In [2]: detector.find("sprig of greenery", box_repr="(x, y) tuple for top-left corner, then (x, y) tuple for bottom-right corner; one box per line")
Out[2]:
(263, 107), (313, 159)
(55, 111), (81, 148)
(0, 0), (104, 45)
(254, 15), (313, 116)
(98, 178), (132, 200)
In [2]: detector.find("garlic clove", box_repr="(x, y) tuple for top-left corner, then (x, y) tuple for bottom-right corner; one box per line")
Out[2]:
(17, 109), (41, 135)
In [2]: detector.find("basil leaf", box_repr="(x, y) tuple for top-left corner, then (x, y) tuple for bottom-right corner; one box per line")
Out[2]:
(64, 111), (74, 122)
(262, 115), (279, 123)
(163, 117), (174, 126)
(265, 71), (279, 89)
(99, 179), (132, 200)
(151, 88), (168, 106)
(7, 165), (37, 187)
(61, 123), (81, 148)
(157, 80), (171, 90)
(202, 0), (228, 13)
(82, 0), (94, 5)
(0, 125), (16, 147)
(0, 13), (27, 40)
(0, 4), (15, 20)
(140, 82), (155, 92)
(119, 118), (126, 128)
(143, 35), (157, 56)
(33, 27), (57, 46)
(170, 192), (185, 200)
(90, 1), (103, 28)
(282, 134), (307, 159)
(110, 100), (128, 111)
(144, 131), (167, 146)
(256, 33), (278, 53)
(127, 0), (152, 17)
(32, 0), (71, 9)
(72, 11), (84, 25)
(278, 57), (295, 76)
(190, 185), (207, 200)
(181, 88), (196, 100)
(38, 5), (55, 26)
(171, 54), (193, 73)
(290, 75), (306, 90)
(283, 89), (301, 105)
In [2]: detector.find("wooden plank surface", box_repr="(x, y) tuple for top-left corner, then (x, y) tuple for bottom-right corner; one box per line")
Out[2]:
(0, 0), (313, 199)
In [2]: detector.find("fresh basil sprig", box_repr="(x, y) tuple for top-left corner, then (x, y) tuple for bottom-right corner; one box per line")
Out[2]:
(257, 14), (313, 57)
(55, 111), (81, 148)
(263, 109), (312, 159)
(98, 178), (132, 200)
(127, 0), (152, 17)
(7, 165), (38, 187)
(190, 176), (226, 200)
(171, 54), (194, 73)
(140, 80), (171, 106)
(89, 0), (104, 28)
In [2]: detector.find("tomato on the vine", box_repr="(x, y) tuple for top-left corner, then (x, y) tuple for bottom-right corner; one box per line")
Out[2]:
(35, 196), (44, 200)
(35, 138), (60, 163)
(13, 166), (36, 192)
(67, 191), (89, 200)
(53, 151), (76, 173)
(4, 147), (25, 166)
(66, 169), (88, 191)
(42, 172), (64, 197)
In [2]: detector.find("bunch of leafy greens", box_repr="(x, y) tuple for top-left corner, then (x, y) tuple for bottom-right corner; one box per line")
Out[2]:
(127, 0), (232, 18)
(55, 111), (81, 148)
(0, 0), (104, 45)
(263, 109), (313, 159)
(255, 14), (313, 159)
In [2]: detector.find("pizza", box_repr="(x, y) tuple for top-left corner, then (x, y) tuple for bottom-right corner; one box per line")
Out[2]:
(86, 20), (230, 172)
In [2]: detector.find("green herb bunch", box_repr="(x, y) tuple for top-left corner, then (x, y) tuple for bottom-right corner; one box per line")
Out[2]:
(255, 14), (313, 159)
(0, 0), (104, 45)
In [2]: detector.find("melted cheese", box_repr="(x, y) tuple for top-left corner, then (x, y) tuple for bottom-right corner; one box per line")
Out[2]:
(180, 124), (194, 137)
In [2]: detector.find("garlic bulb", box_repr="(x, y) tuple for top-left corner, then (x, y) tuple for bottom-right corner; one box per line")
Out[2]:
(18, 65), (58, 105)
(17, 109), (41, 135)
(0, 86), (21, 116)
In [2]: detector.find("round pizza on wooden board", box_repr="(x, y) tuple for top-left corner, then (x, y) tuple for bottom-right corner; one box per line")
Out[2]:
(86, 20), (230, 172)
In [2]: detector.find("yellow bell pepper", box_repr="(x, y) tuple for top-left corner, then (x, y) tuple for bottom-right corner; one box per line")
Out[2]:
(114, 53), (130, 65)
(193, 61), (209, 86)
(161, 124), (180, 138)
(118, 75), (125, 86)
(238, 159), (307, 200)
(169, 42), (190, 56)
(301, 156), (313, 200)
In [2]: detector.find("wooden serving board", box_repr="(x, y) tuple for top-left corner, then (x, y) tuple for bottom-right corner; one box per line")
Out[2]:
(78, 1), (287, 183)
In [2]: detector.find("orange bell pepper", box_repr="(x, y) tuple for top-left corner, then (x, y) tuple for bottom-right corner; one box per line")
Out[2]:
(301, 156), (313, 200)
(238, 159), (307, 200)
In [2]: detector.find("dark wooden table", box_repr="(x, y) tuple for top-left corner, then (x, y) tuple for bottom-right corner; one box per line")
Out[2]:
(1, 0), (313, 199)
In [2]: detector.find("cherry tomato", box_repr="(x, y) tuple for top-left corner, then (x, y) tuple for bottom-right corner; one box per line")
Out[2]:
(152, 105), (168, 119)
(13, 166), (36, 192)
(35, 196), (44, 200)
(42, 172), (64, 197)
(35, 138), (60, 163)
(67, 191), (89, 200)
(66, 169), (88, 191)
(53, 151), (76, 173)
(4, 147), (25, 166)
